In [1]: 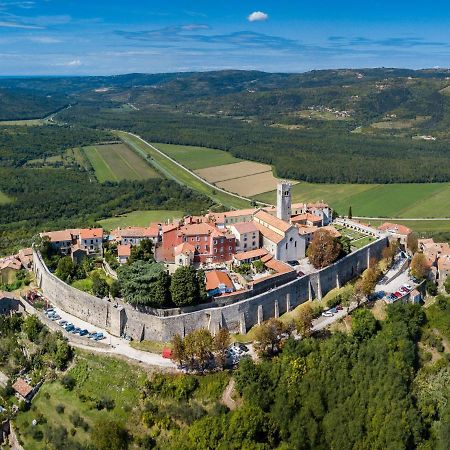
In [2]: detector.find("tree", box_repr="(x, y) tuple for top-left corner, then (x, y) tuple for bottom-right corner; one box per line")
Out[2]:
(426, 280), (438, 296)
(53, 339), (72, 370)
(338, 236), (352, 255)
(253, 318), (285, 357)
(213, 328), (230, 369)
(348, 206), (353, 219)
(184, 329), (214, 370)
(151, 271), (172, 307)
(407, 232), (419, 254)
(382, 241), (399, 267)
(253, 259), (265, 273)
(307, 229), (342, 269)
(444, 275), (450, 294)
(171, 266), (201, 307)
(118, 261), (168, 306)
(22, 314), (43, 342)
(109, 279), (121, 298)
(352, 309), (377, 341)
(296, 303), (314, 338)
(92, 273), (109, 298)
(171, 334), (186, 367)
(91, 419), (129, 450)
(128, 239), (154, 264)
(410, 252), (430, 280)
(55, 256), (74, 282)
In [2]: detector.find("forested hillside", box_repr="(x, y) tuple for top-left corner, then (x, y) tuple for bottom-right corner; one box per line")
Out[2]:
(3, 68), (450, 183)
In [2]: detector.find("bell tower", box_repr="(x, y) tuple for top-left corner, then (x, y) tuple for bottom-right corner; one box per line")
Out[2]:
(276, 182), (291, 222)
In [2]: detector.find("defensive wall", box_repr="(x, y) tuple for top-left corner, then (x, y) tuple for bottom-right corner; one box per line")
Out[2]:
(33, 235), (388, 342)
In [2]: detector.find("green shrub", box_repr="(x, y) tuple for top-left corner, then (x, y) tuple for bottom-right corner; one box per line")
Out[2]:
(55, 404), (65, 414)
(61, 374), (76, 391)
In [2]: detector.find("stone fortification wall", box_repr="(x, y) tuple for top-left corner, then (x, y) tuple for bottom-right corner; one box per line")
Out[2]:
(33, 236), (388, 342)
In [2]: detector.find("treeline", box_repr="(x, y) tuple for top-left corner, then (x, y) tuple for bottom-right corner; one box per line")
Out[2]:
(61, 105), (450, 183)
(0, 125), (112, 167)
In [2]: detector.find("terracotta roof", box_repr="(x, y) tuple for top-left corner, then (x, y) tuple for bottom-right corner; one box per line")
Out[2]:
(253, 221), (284, 244)
(178, 222), (216, 236)
(0, 257), (22, 271)
(438, 255), (450, 271)
(308, 202), (329, 208)
(410, 289), (421, 297)
(112, 226), (158, 239)
(18, 248), (33, 266)
(254, 210), (291, 233)
(321, 225), (341, 238)
(162, 223), (178, 233)
(297, 224), (318, 235)
(79, 228), (103, 239)
(291, 213), (322, 224)
(205, 270), (234, 291)
(174, 242), (196, 255)
(291, 202), (307, 210)
(12, 378), (33, 398)
(234, 248), (268, 261)
(378, 222), (412, 236)
(41, 229), (73, 242)
(265, 259), (294, 274)
(118, 244), (131, 257)
(260, 254), (273, 263)
(230, 221), (258, 234)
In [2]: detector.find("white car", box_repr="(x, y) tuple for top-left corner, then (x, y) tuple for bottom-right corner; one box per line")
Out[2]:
(403, 284), (412, 291)
(322, 311), (334, 317)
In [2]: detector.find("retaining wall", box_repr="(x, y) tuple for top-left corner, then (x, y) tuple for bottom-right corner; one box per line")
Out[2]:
(33, 236), (388, 342)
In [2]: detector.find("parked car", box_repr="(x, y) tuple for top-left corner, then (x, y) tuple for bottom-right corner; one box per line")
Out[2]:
(322, 311), (334, 317)
(79, 329), (89, 336)
(94, 333), (104, 341)
(72, 327), (81, 334)
(58, 320), (67, 326)
(403, 284), (412, 291)
(88, 332), (98, 339)
(336, 305), (343, 311)
(65, 323), (74, 332)
(394, 292), (403, 298)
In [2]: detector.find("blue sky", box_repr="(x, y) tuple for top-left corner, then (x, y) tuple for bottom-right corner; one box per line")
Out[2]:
(1, 0), (450, 75)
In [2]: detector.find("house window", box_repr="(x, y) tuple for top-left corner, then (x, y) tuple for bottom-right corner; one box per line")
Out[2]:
(196, 245), (200, 250)
(214, 248), (218, 253)
(196, 236), (200, 242)
(295, 241), (297, 248)
(229, 246), (232, 250)
(285, 243), (288, 250)
(244, 243), (247, 249)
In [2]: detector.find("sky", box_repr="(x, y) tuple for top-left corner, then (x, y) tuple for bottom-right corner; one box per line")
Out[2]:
(1, 0), (450, 75)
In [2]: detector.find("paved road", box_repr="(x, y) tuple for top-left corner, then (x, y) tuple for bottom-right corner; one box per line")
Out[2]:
(52, 306), (176, 370)
(121, 131), (271, 208)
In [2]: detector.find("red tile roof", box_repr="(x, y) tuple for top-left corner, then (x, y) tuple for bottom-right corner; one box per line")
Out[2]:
(378, 222), (412, 236)
(253, 222), (284, 244)
(174, 242), (196, 255)
(234, 248), (268, 261)
(291, 213), (322, 224)
(42, 229), (73, 242)
(265, 259), (294, 274)
(112, 226), (158, 239)
(117, 244), (131, 257)
(254, 210), (291, 232)
(12, 378), (33, 398)
(205, 271), (234, 291)
(230, 221), (258, 234)
(79, 228), (103, 239)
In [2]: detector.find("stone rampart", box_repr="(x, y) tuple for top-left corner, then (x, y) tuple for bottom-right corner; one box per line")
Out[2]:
(33, 236), (388, 342)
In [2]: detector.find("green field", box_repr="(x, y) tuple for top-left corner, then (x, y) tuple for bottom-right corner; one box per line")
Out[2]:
(99, 209), (183, 230)
(255, 182), (450, 218)
(366, 219), (450, 234)
(0, 118), (46, 126)
(116, 132), (251, 209)
(0, 191), (12, 204)
(83, 143), (160, 182)
(151, 142), (241, 169)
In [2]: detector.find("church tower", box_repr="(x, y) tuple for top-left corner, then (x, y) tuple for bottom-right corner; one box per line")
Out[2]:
(276, 182), (291, 222)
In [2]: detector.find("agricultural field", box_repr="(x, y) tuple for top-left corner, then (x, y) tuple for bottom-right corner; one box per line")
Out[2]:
(151, 142), (241, 169)
(99, 209), (183, 230)
(195, 161), (272, 183)
(116, 132), (251, 209)
(0, 118), (46, 126)
(26, 147), (89, 169)
(217, 170), (283, 197)
(255, 182), (450, 219)
(370, 116), (430, 130)
(83, 143), (160, 182)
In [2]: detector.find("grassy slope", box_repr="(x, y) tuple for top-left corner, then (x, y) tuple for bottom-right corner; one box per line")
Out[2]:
(99, 210), (183, 230)
(116, 131), (251, 209)
(151, 142), (241, 169)
(255, 182), (450, 218)
(14, 351), (147, 450)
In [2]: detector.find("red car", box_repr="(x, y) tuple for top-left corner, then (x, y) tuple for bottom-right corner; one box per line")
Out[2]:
(394, 291), (403, 298)
(336, 305), (343, 311)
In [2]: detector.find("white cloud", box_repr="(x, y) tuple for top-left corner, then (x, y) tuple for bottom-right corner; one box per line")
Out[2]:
(248, 11), (268, 22)
(66, 59), (81, 66)
(0, 20), (42, 29)
(29, 36), (62, 44)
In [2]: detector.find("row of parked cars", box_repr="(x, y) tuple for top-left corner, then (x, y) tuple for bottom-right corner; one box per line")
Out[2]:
(225, 342), (250, 365)
(44, 308), (105, 341)
(386, 284), (413, 302)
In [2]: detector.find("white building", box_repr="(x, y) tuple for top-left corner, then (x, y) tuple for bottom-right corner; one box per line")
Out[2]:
(228, 222), (259, 252)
